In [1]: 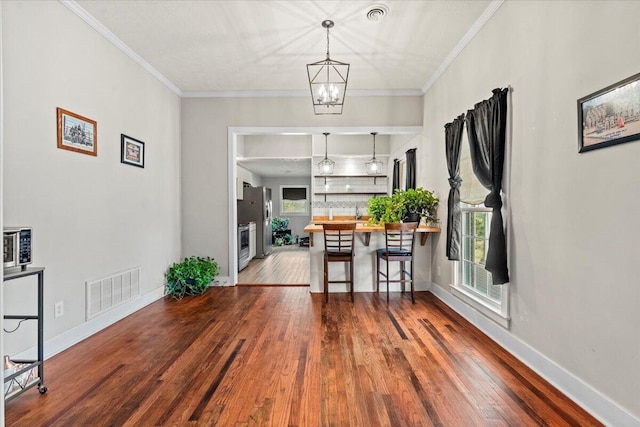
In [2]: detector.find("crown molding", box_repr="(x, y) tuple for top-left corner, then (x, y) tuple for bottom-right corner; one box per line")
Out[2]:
(60, 0), (498, 100)
(59, 0), (183, 97)
(421, 0), (504, 94)
(182, 89), (423, 99)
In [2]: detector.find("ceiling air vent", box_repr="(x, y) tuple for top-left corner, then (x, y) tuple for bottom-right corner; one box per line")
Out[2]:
(366, 4), (389, 22)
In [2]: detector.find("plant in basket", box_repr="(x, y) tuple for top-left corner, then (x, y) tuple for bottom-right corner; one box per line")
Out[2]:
(165, 256), (218, 299)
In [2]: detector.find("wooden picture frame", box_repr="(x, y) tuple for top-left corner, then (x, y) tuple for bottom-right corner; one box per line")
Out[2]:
(56, 108), (97, 156)
(578, 72), (640, 153)
(121, 134), (145, 168)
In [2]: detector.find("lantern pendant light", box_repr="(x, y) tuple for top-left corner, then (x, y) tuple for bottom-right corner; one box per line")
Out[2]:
(318, 132), (335, 175)
(306, 20), (350, 115)
(366, 132), (383, 175)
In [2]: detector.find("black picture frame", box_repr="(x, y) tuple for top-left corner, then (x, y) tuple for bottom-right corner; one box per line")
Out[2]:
(578, 72), (640, 153)
(120, 134), (145, 168)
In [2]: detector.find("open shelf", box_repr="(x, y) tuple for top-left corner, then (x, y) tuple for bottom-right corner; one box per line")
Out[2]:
(314, 192), (387, 196)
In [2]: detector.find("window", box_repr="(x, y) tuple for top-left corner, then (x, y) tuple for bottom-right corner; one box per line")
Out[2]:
(460, 205), (501, 303)
(280, 185), (309, 215)
(451, 128), (509, 328)
(399, 158), (406, 190)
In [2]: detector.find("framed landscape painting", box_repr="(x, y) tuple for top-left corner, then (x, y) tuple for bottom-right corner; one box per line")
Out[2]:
(57, 108), (97, 156)
(121, 134), (145, 168)
(578, 72), (640, 153)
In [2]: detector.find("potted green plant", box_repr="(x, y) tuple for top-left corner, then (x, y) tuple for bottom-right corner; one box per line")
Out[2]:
(367, 195), (406, 225)
(368, 188), (439, 225)
(367, 196), (391, 224)
(271, 217), (289, 231)
(394, 187), (439, 224)
(165, 256), (218, 299)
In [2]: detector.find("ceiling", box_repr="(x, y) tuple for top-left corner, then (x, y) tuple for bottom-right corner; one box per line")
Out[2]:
(74, 0), (495, 95)
(70, 0), (498, 177)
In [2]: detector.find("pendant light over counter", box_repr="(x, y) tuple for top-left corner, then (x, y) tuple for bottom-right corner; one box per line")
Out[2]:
(365, 132), (384, 175)
(318, 132), (335, 175)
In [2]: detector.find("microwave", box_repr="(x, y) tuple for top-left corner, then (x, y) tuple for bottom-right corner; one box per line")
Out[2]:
(3, 227), (33, 270)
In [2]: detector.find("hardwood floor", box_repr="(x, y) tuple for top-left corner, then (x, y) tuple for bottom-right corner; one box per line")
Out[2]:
(238, 245), (309, 285)
(6, 288), (602, 426)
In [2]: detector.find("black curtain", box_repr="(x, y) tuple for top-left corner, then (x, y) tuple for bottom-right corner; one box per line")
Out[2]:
(405, 148), (416, 189)
(392, 159), (400, 192)
(444, 114), (465, 261)
(465, 88), (509, 284)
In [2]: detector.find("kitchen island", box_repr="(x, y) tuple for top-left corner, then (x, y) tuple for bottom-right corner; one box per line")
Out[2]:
(303, 217), (441, 296)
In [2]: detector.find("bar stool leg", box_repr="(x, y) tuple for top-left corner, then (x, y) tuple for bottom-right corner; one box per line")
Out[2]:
(400, 261), (406, 294)
(350, 256), (354, 302)
(376, 253), (380, 293)
(324, 254), (329, 303)
(410, 258), (415, 303)
(386, 258), (390, 303)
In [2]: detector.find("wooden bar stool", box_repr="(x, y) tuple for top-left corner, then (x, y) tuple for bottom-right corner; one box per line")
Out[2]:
(322, 223), (356, 303)
(376, 222), (418, 303)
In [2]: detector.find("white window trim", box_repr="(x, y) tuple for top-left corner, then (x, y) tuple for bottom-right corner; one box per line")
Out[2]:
(452, 205), (511, 329)
(279, 185), (309, 216)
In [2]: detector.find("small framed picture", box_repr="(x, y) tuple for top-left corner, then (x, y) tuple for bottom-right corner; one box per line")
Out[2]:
(57, 108), (97, 156)
(578, 72), (640, 153)
(121, 134), (145, 168)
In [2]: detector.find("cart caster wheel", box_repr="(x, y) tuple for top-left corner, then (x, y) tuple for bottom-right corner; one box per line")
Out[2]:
(39, 386), (48, 394)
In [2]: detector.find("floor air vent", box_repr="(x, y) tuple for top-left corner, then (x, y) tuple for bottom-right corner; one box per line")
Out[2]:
(86, 267), (141, 320)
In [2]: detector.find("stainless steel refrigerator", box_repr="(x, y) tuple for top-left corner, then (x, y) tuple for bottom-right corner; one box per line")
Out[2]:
(238, 186), (273, 258)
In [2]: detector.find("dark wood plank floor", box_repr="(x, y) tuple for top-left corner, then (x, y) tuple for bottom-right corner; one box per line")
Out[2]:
(6, 288), (602, 426)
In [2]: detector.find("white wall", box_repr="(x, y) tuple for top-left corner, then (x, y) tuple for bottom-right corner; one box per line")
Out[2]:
(421, 1), (640, 421)
(181, 96), (423, 276)
(2, 1), (181, 352)
(243, 134), (311, 158)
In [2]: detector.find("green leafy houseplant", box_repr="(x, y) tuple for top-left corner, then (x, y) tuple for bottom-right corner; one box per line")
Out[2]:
(395, 187), (439, 224)
(165, 256), (218, 299)
(368, 196), (406, 225)
(367, 196), (392, 224)
(271, 217), (289, 231)
(367, 188), (439, 225)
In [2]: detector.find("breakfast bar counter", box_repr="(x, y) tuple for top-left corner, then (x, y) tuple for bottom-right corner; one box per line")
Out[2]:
(303, 217), (441, 296)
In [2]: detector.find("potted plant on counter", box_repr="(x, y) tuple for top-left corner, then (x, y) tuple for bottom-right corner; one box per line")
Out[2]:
(367, 187), (439, 225)
(165, 256), (218, 299)
(396, 187), (439, 224)
(367, 195), (405, 225)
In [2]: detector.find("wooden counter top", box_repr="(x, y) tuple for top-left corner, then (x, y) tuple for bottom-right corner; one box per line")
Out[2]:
(303, 221), (441, 246)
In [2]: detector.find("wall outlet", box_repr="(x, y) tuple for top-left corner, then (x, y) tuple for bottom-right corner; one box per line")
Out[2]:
(54, 301), (64, 318)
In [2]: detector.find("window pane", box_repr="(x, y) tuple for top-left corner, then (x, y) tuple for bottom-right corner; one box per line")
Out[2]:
(463, 211), (472, 236)
(463, 237), (473, 261)
(474, 238), (485, 264)
(475, 213), (486, 237)
(474, 264), (489, 295)
(283, 200), (306, 214)
(283, 187), (306, 200)
(488, 283), (502, 302)
(463, 261), (473, 286)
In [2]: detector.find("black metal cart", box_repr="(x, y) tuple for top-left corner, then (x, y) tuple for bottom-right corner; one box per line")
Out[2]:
(3, 267), (47, 401)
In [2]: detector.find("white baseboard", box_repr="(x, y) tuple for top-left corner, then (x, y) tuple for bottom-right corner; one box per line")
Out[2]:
(14, 286), (166, 361)
(212, 276), (232, 286)
(429, 282), (640, 427)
